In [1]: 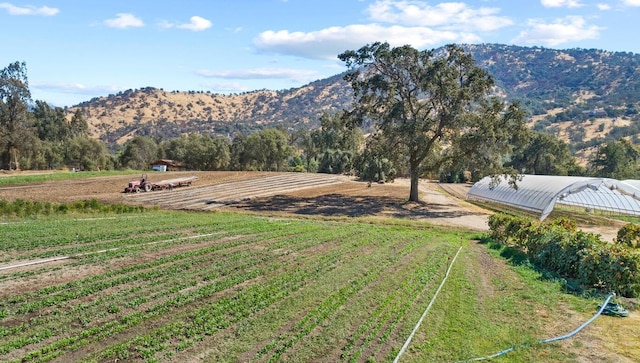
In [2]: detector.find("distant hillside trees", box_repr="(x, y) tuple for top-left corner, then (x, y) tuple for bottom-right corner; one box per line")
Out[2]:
(65, 136), (109, 171)
(33, 102), (89, 143)
(120, 136), (160, 170)
(354, 133), (396, 183)
(507, 131), (584, 175)
(30, 101), (97, 170)
(294, 111), (363, 175)
(162, 133), (230, 170)
(230, 128), (294, 171)
(32, 100), (70, 142)
(589, 138), (640, 179)
(340, 43), (527, 201)
(0, 61), (103, 171)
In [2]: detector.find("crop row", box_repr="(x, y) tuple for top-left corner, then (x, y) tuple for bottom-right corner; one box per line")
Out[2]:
(339, 244), (451, 362)
(255, 229), (429, 362)
(92, 224), (377, 361)
(1, 211), (462, 362)
(0, 214), (365, 362)
(0, 211), (273, 263)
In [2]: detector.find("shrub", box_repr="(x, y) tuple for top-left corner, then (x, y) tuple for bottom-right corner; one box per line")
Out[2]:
(615, 223), (640, 248)
(0, 199), (147, 218)
(549, 216), (577, 232)
(487, 213), (640, 297)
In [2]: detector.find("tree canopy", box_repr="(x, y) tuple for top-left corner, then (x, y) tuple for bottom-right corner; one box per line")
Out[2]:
(0, 61), (31, 170)
(230, 129), (293, 172)
(339, 43), (527, 201)
(589, 138), (640, 179)
(507, 131), (583, 176)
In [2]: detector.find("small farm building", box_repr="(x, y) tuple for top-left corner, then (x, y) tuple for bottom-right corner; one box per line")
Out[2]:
(466, 174), (640, 221)
(150, 159), (187, 172)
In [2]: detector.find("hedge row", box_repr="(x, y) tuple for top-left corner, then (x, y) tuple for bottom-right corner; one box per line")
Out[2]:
(0, 198), (148, 218)
(488, 213), (640, 298)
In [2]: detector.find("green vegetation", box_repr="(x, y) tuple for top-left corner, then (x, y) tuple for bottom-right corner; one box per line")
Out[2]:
(5, 45), (640, 184)
(0, 170), (140, 186)
(506, 131), (584, 176)
(339, 43), (527, 201)
(0, 198), (148, 219)
(488, 213), (640, 297)
(3, 43), (640, 362)
(588, 138), (640, 179)
(0, 208), (616, 362)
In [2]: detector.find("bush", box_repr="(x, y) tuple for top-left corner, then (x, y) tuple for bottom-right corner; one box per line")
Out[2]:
(0, 199), (148, 218)
(487, 213), (640, 297)
(615, 223), (640, 248)
(549, 216), (577, 232)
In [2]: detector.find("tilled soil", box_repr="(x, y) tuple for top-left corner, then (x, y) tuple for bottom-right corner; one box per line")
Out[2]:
(0, 171), (492, 231)
(0, 171), (624, 239)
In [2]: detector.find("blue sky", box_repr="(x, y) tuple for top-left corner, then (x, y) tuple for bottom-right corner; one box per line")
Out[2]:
(1, 0), (640, 107)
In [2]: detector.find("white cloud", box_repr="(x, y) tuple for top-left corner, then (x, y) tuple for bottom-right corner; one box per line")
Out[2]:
(540, 0), (584, 7)
(204, 82), (251, 93)
(104, 13), (144, 29)
(177, 16), (212, 31)
(253, 1), (510, 61)
(511, 16), (603, 47)
(0, 2), (58, 16)
(159, 16), (212, 31)
(31, 81), (124, 95)
(254, 23), (480, 60)
(597, 3), (612, 10)
(622, 0), (640, 6)
(196, 68), (318, 83)
(365, 0), (513, 31)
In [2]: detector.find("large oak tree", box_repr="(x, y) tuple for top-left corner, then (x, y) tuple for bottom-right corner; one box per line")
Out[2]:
(339, 43), (527, 202)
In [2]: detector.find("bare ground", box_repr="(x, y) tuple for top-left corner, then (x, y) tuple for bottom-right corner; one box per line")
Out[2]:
(1, 171), (621, 239)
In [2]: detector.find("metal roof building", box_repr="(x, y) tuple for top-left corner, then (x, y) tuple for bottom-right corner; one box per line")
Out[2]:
(466, 175), (640, 221)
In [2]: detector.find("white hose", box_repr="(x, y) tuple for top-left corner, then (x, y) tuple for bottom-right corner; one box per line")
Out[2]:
(461, 293), (616, 362)
(394, 246), (463, 363)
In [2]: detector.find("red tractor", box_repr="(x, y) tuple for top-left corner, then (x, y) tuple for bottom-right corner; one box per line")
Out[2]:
(124, 174), (153, 193)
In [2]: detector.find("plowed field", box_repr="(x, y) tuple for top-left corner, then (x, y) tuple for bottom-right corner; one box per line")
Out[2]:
(0, 171), (492, 231)
(0, 170), (624, 240)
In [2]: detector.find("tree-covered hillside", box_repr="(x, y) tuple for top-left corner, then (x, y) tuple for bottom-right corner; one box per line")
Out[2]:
(5, 44), (640, 180)
(71, 74), (353, 146)
(67, 44), (640, 154)
(465, 43), (640, 116)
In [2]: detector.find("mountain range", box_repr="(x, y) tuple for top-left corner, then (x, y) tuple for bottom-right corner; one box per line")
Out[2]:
(67, 43), (640, 159)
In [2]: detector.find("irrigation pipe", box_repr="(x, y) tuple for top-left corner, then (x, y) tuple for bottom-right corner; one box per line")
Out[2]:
(0, 256), (71, 271)
(460, 293), (615, 362)
(394, 246), (463, 363)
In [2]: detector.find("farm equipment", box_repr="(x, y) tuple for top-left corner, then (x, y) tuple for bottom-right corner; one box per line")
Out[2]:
(124, 174), (198, 193)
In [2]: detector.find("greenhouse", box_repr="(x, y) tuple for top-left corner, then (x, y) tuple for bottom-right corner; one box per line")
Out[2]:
(466, 174), (640, 221)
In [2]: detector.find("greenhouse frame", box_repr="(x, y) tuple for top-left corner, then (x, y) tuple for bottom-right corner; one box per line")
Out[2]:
(466, 174), (640, 221)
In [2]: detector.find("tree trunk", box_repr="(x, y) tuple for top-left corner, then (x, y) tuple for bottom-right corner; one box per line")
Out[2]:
(409, 168), (420, 202)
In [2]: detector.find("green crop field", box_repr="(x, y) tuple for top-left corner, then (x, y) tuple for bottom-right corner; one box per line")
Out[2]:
(0, 209), (629, 362)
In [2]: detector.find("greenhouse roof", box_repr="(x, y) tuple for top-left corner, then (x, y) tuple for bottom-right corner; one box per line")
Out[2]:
(466, 175), (640, 221)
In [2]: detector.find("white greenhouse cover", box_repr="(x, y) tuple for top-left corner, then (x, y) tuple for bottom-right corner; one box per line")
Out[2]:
(466, 175), (640, 221)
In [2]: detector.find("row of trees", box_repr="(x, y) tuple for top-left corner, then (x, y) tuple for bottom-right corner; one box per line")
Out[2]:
(3, 43), (640, 202)
(0, 62), (105, 171)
